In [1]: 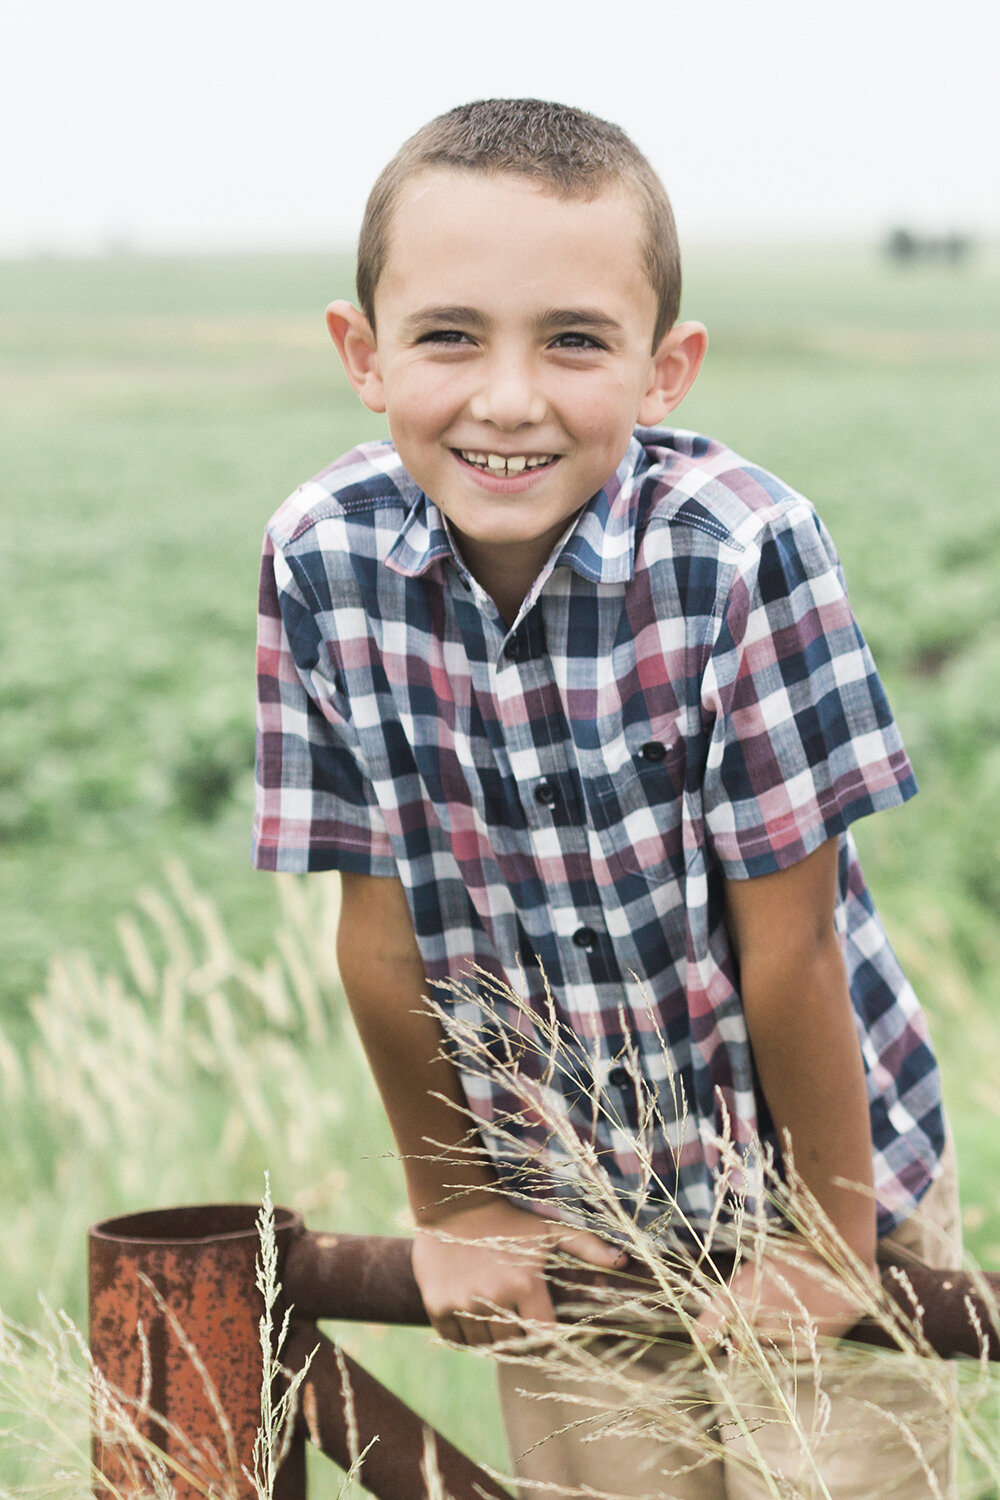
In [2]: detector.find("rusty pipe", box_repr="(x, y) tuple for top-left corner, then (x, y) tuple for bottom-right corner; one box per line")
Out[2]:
(282, 1230), (1000, 1362)
(88, 1207), (512, 1500)
(283, 1230), (426, 1324)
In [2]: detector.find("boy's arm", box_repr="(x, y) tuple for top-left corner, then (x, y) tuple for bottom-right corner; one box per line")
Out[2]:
(702, 835), (877, 1340)
(337, 870), (624, 1345)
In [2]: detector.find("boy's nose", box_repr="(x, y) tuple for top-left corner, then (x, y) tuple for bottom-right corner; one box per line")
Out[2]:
(468, 356), (547, 429)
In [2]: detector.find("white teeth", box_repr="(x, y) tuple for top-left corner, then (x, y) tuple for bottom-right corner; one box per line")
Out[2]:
(460, 450), (555, 474)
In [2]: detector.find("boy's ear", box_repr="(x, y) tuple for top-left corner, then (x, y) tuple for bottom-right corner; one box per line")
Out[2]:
(325, 300), (386, 413)
(636, 321), (709, 427)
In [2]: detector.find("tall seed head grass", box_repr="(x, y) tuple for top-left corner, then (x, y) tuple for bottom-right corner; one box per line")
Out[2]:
(420, 967), (1000, 1498)
(5, 870), (1000, 1496)
(0, 862), (364, 1330)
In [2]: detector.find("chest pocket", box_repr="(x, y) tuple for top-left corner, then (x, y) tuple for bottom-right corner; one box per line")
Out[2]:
(581, 715), (689, 881)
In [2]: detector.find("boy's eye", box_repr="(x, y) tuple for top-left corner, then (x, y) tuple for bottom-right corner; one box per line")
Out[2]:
(550, 331), (606, 351)
(416, 329), (474, 346)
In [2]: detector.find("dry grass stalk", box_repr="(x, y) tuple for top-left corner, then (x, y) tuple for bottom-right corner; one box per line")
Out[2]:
(419, 1428), (454, 1500)
(0, 868), (352, 1332)
(328, 1345), (379, 1498)
(247, 1174), (315, 1500)
(0, 1298), (236, 1500)
(422, 968), (1000, 1497)
(0, 1179), (317, 1500)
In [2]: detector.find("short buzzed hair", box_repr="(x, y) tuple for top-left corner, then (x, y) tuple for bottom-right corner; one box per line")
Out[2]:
(356, 98), (681, 349)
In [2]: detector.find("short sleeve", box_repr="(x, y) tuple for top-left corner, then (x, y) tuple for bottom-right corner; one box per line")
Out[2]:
(252, 531), (396, 875)
(701, 501), (916, 879)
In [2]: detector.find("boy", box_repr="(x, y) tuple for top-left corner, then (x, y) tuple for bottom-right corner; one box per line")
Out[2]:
(253, 100), (957, 1496)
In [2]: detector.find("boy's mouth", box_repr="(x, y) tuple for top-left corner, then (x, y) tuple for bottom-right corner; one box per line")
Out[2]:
(457, 450), (558, 477)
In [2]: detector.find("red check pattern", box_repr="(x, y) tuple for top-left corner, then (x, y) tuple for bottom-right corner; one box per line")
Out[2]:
(254, 429), (945, 1239)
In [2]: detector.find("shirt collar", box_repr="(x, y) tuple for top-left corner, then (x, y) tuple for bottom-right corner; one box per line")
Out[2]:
(384, 483), (456, 577)
(385, 433), (651, 584)
(556, 435), (649, 584)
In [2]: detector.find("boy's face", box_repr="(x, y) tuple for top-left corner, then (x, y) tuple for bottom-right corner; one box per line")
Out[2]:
(329, 170), (705, 603)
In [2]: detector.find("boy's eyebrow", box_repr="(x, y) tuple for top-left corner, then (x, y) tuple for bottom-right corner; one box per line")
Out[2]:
(399, 305), (628, 338)
(400, 305), (489, 335)
(537, 308), (625, 335)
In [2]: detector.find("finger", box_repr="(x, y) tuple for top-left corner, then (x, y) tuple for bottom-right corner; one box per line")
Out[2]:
(433, 1313), (466, 1347)
(510, 1272), (558, 1328)
(551, 1227), (628, 1271)
(693, 1302), (730, 1342)
(456, 1310), (495, 1348)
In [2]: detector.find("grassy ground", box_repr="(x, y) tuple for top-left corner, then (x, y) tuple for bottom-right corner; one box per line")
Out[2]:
(2, 242), (1000, 1491)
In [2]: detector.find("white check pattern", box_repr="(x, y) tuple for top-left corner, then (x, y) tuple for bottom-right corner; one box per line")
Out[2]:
(254, 428), (945, 1238)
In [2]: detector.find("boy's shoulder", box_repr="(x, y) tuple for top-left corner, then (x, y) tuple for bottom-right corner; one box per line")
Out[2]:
(266, 439), (418, 553)
(631, 427), (817, 557)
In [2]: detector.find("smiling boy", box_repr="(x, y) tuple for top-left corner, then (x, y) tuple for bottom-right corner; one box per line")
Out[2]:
(254, 100), (956, 1496)
(328, 166), (702, 626)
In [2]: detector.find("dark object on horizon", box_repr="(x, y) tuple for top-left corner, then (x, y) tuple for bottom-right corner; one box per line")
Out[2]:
(885, 227), (973, 268)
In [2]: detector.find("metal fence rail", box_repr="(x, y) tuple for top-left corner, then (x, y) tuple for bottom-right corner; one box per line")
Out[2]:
(88, 1204), (1000, 1499)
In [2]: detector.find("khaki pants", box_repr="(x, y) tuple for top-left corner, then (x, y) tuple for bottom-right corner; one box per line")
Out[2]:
(498, 1148), (962, 1499)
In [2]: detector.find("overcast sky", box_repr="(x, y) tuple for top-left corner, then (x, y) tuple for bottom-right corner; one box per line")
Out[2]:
(2, 0), (996, 256)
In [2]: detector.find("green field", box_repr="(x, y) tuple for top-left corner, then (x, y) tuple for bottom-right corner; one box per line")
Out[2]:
(2, 243), (1000, 1492)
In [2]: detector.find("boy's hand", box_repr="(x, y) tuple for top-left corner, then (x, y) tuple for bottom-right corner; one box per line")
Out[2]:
(412, 1198), (627, 1347)
(694, 1247), (872, 1355)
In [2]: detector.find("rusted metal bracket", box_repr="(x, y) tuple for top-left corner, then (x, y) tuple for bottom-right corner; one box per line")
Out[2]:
(88, 1205), (514, 1500)
(88, 1205), (1000, 1499)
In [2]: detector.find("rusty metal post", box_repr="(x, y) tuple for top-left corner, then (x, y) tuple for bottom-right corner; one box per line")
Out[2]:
(88, 1204), (305, 1500)
(88, 1209), (513, 1500)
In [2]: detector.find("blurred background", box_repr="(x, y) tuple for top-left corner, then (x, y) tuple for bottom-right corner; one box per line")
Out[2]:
(4, 0), (998, 255)
(2, 0), (999, 1490)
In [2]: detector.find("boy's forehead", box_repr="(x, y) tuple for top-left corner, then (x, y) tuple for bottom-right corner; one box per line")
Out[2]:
(389, 165), (643, 243)
(377, 167), (653, 315)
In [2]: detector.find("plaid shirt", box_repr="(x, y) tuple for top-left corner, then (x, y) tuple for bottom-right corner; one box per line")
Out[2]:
(254, 428), (945, 1238)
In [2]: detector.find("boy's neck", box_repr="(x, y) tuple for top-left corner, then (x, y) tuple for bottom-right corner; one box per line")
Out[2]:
(452, 537), (550, 629)
(470, 561), (532, 630)
(451, 511), (585, 629)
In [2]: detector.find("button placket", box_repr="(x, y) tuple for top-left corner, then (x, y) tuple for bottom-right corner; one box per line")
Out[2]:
(504, 631), (529, 663)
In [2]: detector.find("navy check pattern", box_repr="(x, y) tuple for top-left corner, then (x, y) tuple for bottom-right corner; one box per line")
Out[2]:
(254, 428), (945, 1237)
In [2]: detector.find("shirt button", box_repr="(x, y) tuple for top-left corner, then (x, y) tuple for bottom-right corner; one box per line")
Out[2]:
(504, 632), (528, 662)
(607, 1065), (631, 1088)
(639, 740), (668, 763)
(572, 926), (598, 951)
(534, 779), (559, 807)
